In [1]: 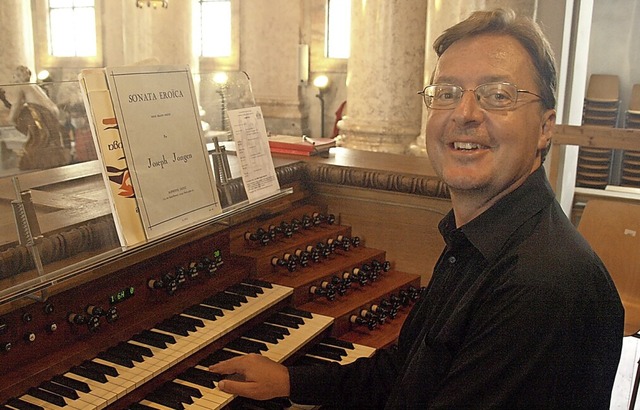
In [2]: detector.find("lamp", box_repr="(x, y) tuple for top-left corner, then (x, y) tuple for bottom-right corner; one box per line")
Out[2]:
(36, 70), (53, 96)
(313, 75), (329, 137)
(136, 0), (168, 8)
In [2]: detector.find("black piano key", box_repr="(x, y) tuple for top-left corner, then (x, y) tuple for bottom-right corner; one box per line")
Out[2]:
(265, 313), (302, 329)
(243, 327), (280, 344)
(146, 391), (185, 410)
(201, 294), (236, 311)
(106, 345), (144, 363)
(39, 381), (79, 400)
(6, 398), (43, 410)
(281, 306), (313, 319)
(177, 368), (221, 388)
(118, 341), (154, 358)
(257, 322), (290, 336)
(321, 337), (355, 350)
(155, 385), (194, 405)
(26, 387), (66, 407)
(187, 367), (224, 382)
(141, 329), (176, 344)
(131, 332), (168, 349)
(154, 386), (194, 405)
(96, 351), (134, 368)
(223, 291), (248, 305)
(242, 278), (273, 289)
(82, 359), (119, 377)
(226, 338), (268, 354)
(225, 283), (259, 298)
(173, 314), (205, 329)
(155, 321), (190, 337)
(307, 344), (347, 361)
(239, 282), (265, 294)
(183, 304), (222, 320)
(51, 375), (91, 394)
(277, 312), (305, 325)
(199, 349), (242, 367)
(70, 365), (108, 383)
(165, 381), (202, 399)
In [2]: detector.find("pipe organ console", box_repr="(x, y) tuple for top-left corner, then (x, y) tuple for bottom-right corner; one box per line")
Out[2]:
(0, 147), (451, 409)
(0, 192), (422, 409)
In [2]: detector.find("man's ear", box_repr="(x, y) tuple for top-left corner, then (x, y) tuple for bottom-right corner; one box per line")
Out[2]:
(539, 108), (556, 150)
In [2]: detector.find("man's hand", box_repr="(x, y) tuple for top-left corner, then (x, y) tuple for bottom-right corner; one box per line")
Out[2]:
(209, 354), (290, 400)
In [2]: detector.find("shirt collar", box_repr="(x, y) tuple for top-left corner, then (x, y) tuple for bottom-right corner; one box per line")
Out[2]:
(439, 167), (555, 261)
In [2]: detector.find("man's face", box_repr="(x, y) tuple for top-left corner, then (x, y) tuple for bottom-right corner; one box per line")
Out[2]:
(425, 34), (555, 204)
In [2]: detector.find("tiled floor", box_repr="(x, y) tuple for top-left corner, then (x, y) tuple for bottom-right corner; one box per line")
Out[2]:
(611, 336), (640, 409)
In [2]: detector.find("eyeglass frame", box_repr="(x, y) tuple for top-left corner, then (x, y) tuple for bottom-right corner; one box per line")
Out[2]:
(417, 82), (543, 111)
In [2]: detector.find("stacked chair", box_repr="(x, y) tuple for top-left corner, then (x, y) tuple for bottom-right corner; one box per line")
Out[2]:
(621, 84), (640, 188)
(576, 74), (621, 189)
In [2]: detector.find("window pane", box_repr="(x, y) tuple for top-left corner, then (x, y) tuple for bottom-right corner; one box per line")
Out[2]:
(50, 9), (76, 56)
(327, 0), (351, 59)
(49, 0), (96, 57)
(197, 0), (232, 58)
(74, 8), (96, 56)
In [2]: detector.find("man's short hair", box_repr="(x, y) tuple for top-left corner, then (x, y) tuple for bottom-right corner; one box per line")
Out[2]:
(433, 8), (557, 111)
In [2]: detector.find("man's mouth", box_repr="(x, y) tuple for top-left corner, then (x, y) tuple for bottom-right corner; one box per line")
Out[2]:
(452, 142), (486, 151)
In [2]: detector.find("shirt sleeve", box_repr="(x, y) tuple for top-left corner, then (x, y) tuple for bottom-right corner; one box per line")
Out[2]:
(288, 345), (402, 408)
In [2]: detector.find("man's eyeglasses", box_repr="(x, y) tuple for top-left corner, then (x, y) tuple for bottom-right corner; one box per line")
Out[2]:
(418, 82), (543, 110)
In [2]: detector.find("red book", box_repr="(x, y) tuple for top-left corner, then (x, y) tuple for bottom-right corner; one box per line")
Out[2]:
(269, 146), (315, 156)
(268, 134), (335, 153)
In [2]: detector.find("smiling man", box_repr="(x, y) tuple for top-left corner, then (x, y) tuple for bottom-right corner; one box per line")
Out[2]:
(210, 9), (624, 408)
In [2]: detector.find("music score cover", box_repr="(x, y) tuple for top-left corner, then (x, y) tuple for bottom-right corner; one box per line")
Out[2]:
(79, 68), (147, 247)
(105, 65), (222, 239)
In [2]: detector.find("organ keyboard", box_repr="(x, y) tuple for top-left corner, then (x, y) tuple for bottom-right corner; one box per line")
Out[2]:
(135, 307), (333, 410)
(0, 202), (421, 410)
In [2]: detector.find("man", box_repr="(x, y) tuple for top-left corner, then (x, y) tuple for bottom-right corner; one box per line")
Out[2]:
(210, 9), (624, 408)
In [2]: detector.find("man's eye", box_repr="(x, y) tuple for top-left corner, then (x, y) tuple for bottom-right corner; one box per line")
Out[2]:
(436, 91), (454, 100)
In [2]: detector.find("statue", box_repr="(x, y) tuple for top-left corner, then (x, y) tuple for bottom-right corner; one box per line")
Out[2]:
(0, 66), (71, 170)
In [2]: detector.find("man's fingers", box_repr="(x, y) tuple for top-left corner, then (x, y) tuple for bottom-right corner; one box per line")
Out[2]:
(209, 355), (250, 374)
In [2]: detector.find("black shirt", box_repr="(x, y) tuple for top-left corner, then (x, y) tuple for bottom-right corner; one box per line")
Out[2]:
(288, 167), (624, 408)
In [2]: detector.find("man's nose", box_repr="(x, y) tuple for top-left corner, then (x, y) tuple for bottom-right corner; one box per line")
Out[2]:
(452, 91), (484, 124)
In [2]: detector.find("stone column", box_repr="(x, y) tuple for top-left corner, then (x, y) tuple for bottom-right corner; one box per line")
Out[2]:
(0, 0), (34, 82)
(338, 0), (427, 154)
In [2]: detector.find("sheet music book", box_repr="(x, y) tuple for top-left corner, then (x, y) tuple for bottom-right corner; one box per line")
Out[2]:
(78, 68), (147, 247)
(227, 106), (281, 203)
(105, 65), (222, 239)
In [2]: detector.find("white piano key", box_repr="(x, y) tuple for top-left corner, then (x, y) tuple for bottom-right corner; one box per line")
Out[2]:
(138, 399), (174, 410)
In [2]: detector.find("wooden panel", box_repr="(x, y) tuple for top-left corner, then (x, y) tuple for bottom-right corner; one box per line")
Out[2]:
(578, 199), (640, 336)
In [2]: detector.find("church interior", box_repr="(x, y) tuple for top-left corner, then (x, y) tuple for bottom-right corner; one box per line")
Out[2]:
(0, 0), (639, 408)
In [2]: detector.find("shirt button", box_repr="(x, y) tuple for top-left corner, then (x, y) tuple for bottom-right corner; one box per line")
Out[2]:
(448, 256), (456, 264)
